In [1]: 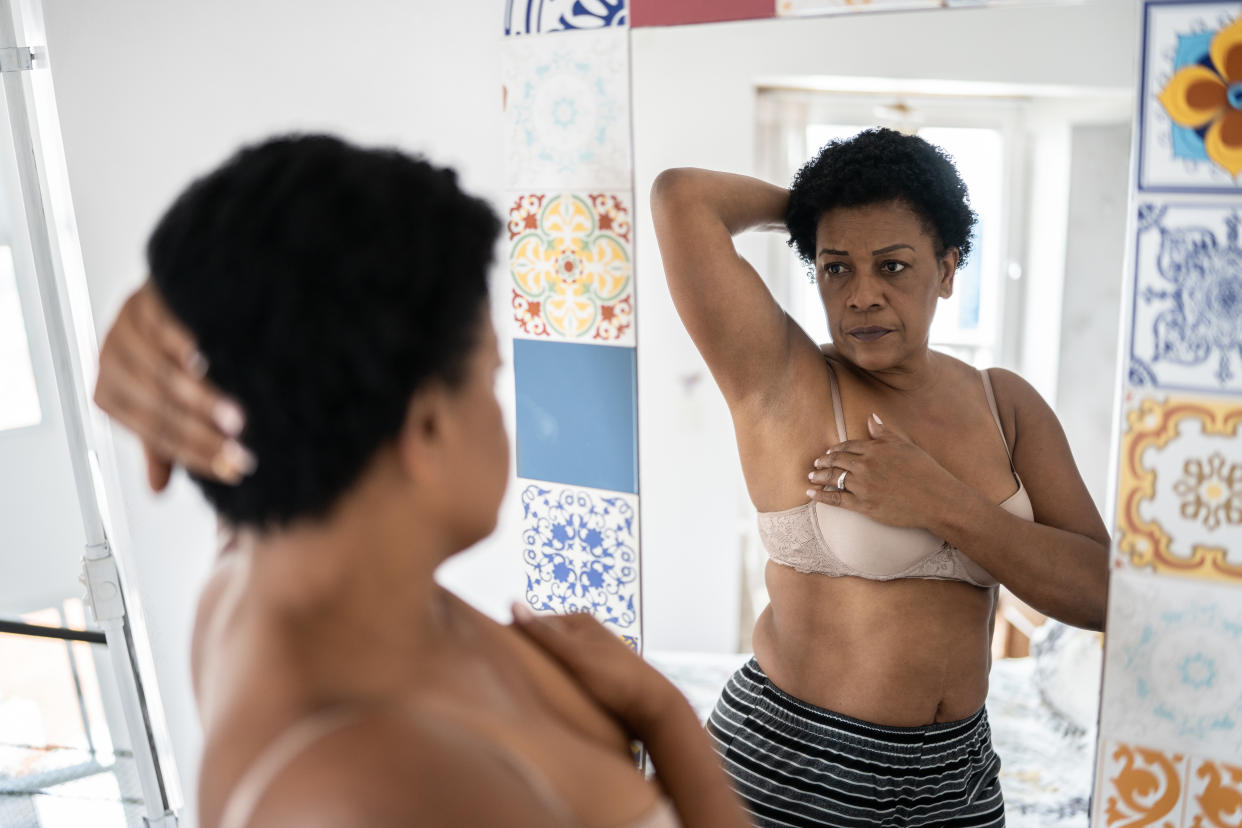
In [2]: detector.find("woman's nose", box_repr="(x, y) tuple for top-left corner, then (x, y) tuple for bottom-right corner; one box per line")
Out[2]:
(846, 274), (884, 311)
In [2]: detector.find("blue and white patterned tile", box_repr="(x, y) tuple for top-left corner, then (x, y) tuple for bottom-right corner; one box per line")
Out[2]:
(1127, 201), (1242, 395)
(505, 0), (627, 35)
(518, 478), (641, 640)
(1099, 569), (1242, 760)
(502, 27), (632, 190)
(1138, 2), (1242, 192)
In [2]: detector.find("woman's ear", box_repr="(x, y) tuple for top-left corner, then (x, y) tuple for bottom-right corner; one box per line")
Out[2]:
(938, 247), (960, 299)
(395, 388), (445, 484)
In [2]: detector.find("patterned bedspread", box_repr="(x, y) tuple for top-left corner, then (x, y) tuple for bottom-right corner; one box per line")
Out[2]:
(646, 651), (1095, 828)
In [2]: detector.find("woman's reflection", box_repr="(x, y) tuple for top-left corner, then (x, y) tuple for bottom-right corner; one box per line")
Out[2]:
(651, 128), (1109, 826)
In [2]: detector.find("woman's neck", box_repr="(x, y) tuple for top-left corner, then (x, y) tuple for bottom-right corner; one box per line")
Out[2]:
(239, 471), (465, 674)
(831, 344), (945, 396)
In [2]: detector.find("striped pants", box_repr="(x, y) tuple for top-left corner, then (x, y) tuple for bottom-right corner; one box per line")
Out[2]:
(707, 659), (1006, 827)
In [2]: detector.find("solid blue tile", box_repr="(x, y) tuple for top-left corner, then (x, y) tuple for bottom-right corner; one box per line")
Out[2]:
(515, 339), (637, 493)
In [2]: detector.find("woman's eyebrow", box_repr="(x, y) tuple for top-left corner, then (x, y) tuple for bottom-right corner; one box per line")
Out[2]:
(872, 243), (914, 255)
(818, 248), (849, 257)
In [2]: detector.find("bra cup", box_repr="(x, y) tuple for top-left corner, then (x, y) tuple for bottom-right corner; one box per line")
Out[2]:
(944, 484), (1034, 585)
(812, 501), (943, 577)
(958, 554), (997, 586)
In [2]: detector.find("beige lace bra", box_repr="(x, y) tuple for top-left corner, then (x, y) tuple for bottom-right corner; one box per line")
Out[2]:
(757, 367), (1034, 588)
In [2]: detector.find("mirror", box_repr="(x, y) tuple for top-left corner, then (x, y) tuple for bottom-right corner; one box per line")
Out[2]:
(629, 2), (1136, 823)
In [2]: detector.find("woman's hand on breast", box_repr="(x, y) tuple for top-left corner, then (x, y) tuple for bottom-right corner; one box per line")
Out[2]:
(510, 604), (681, 739)
(806, 413), (962, 528)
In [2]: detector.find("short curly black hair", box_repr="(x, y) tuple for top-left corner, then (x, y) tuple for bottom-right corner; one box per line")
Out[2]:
(148, 134), (500, 528)
(786, 128), (976, 269)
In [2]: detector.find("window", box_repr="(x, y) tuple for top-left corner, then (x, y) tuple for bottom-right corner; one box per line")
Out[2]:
(0, 601), (144, 827)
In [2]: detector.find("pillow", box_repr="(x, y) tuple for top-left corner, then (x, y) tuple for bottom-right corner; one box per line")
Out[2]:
(1029, 620), (1104, 735)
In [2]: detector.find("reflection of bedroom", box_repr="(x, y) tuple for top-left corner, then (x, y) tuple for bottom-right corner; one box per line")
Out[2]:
(627, 11), (1129, 826)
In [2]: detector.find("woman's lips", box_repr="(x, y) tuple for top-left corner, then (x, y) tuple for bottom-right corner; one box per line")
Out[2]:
(849, 326), (892, 342)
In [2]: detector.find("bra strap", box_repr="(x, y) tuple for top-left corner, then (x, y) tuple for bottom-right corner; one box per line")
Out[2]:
(979, 369), (1013, 462)
(825, 360), (848, 444)
(218, 707), (363, 828)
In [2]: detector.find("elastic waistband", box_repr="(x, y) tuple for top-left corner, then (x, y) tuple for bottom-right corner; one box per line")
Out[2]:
(735, 658), (988, 748)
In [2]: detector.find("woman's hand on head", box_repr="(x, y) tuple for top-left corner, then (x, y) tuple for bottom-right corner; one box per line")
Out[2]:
(94, 282), (253, 491)
(510, 604), (680, 738)
(806, 414), (961, 528)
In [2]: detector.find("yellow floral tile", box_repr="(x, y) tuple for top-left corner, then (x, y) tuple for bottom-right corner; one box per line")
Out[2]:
(508, 191), (634, 345)
(1140, 3), (1242, 191)
(1115, 393), (1242, 582)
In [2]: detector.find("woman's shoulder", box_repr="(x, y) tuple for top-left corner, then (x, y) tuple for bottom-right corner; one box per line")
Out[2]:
(977, 366), (1048, 411)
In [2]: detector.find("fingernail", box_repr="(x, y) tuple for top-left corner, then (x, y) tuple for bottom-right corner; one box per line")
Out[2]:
(186, 351), (208, 378)
(806, 489), (817, 499)
(226, 440), (257, 475)
(812, 458), (822, 469)
(872, 413), (883, 425)
(512, 602), (535, 623)
(808, 471), (816, 481)
(212, 400), (246, 436)
(210, 452), (243, 485)
(212, 440), (256, 482)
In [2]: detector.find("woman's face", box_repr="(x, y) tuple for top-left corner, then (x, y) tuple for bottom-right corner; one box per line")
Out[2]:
(814, 200), (957, 373)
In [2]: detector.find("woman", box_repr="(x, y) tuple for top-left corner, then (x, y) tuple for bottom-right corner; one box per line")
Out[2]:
(649, 129), (1109, 826)
(95, 135), (747, 827)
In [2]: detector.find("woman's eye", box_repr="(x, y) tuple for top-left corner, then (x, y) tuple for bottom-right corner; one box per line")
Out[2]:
(881, 261), (907, 274)
(823, 262), (847, 276)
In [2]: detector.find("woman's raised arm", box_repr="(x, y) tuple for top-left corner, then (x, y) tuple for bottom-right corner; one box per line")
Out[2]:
(651, 168), (812, 412)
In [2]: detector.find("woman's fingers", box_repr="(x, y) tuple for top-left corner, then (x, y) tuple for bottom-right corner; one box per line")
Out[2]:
(142, 442), (174, 492)
(811, 442), (867, 469)
(511, 605), (606, 662)
(132, 283), (200, 367)
(806, 486), (859, 508)
(808, 453), (862, 487)
(95, 283), (252, 487)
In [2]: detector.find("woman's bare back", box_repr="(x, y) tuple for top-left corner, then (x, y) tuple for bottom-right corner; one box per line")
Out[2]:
(191, 554), (660, 828)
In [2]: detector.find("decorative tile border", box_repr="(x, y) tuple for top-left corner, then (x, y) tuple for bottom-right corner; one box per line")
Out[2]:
(1095, 740), (1191, 826)
(1128, 202), (1242, 395)
(1100, 570), (1242, 759)
(1094, 740), (1242, 827)
(1115, 391), (1242, 581)
(508, 191), (635, 345)
(1138, 2), (1242, 192)
(1185, 755), (1242, 826)
(518, 478), (641, 639)
(505, 0), (628, 36)
(631, 0), (774, 27)
(501, 27), (632, 190)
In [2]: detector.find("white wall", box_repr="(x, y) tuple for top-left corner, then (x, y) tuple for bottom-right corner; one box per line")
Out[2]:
(42, 2), (515, 823)
(631, 1), (1139, 654)
(1058, 123), (1131, 513)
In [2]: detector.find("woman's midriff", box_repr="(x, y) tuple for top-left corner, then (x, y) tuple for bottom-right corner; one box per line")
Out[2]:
(751, 561), (996, 727)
